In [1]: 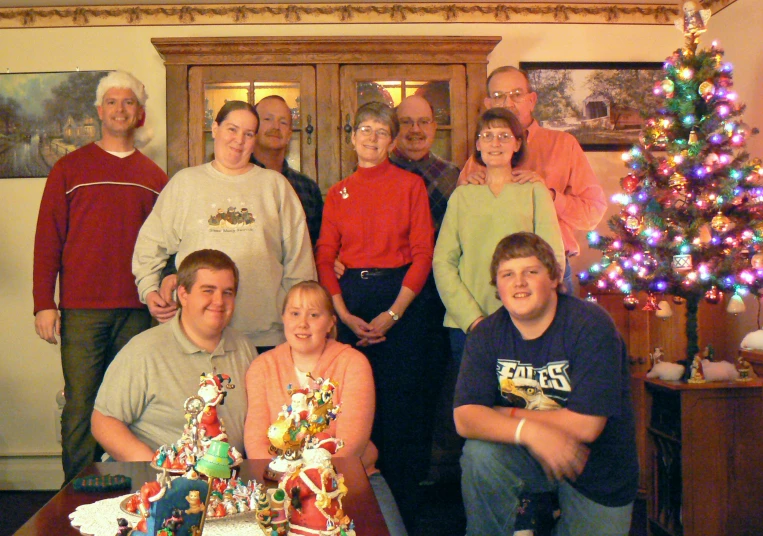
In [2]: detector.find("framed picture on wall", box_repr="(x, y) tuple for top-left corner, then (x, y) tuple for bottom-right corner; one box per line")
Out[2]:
(519, 61), (664, 151)
(0, 70), (109, 179)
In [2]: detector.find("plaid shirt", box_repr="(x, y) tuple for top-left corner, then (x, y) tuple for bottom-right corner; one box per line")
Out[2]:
(252, 157), (324, 247)
(389, 148), (460, 233)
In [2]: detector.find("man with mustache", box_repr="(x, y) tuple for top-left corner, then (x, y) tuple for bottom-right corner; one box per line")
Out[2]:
(389, 94), (459, 234)
(252, 95), (324, 247)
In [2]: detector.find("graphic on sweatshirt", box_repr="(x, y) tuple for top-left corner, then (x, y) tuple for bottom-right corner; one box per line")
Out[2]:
(496, 359), (571, 410)
(208, 205), (255, 227)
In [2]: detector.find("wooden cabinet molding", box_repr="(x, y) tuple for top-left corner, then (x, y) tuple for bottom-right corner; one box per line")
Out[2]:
(152, 36), (500, 179)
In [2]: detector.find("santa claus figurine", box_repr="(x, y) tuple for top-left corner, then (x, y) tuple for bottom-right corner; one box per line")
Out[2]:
(279, 434), (355, 536)
(197, 373), (233, 442)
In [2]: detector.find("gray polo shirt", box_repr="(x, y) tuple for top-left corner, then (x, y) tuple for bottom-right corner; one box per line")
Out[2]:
(94, 313), (256, 455)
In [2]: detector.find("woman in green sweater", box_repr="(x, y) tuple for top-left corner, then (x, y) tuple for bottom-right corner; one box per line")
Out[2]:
(433, 108), (565, 363)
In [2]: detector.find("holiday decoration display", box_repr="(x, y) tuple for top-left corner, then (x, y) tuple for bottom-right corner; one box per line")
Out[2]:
(278, 435), (356, 536)
(579, 9), (763, 360)
(152, 373), (244, 474)
(265, 376), (341, 480)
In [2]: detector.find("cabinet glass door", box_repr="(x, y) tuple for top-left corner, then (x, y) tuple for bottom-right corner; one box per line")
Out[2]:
(189, 66), (316, 180)
(339, 65), (466, 179)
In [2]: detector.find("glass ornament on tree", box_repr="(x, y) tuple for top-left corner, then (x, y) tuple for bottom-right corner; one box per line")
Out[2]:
(578, 4), (763, 360)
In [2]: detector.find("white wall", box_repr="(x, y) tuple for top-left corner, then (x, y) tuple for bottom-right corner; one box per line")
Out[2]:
(3, 4), (759, 488)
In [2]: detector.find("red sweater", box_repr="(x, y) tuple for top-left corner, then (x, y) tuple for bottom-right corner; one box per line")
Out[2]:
(244, 340), (378, 474)
(33, 143), (168, 313)
(315, 159), (434, 296)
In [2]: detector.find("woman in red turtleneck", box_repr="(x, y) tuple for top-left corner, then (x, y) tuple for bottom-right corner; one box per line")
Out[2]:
(315, 101), (434, 532)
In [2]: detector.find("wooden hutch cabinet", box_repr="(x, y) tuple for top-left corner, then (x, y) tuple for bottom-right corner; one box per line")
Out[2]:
(640, 377), (763, 536)
(151, 36), (500, 191)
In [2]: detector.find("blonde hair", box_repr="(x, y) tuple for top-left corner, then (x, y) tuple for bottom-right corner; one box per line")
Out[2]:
(282, 281), (338, 339)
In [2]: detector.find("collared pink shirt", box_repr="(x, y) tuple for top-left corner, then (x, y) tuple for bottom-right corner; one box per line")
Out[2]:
(459, 121), (606, 256)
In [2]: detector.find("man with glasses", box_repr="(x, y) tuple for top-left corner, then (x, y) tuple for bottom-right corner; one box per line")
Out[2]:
(390, 94), (460, 233)
(458, 66), (607, 294)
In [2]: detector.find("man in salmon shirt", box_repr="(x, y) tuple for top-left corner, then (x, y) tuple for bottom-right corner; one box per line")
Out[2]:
(458, 66), (607, 294)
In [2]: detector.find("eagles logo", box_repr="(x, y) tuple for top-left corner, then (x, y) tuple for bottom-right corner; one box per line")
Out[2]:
(500, 377), (560, 410)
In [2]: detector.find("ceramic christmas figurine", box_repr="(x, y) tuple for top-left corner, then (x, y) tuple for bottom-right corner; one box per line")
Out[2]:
(265, 377), (341, 480)
(151, 372), (243, 473)
(279, 434), (355, 536)
(687, 353), (706, 383)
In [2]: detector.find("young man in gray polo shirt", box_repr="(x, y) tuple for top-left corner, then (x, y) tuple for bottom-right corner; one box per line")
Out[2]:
(92, 249), (256, 459)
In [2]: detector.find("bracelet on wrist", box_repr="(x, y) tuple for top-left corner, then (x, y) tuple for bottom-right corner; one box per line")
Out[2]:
(514, 418), (527, 445)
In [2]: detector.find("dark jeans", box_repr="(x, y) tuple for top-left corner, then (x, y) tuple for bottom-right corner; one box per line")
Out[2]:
(60, 308), (151, 483)
(337, 267), (434, 531)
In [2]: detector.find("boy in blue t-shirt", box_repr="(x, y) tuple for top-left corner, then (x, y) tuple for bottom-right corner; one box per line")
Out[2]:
(454, 232), (638, 536)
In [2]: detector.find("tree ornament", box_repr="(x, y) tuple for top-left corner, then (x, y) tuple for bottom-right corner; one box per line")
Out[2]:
(669, 172), (688, 191)
(661, 78), (675, 97)
(672, 254), (693, 272)
(656, 300), (674, 320)
(698, 224), (713, 244)
(751, 253), (763, 269)
(705, 287), (722, 304)
(672, 296), (686, 305)
(726, 293), (746, 315)
(699, 80), (715, 101)
(623, 294), (639, 310)
(675, 1), (711, 37)
(642, 293), (659, 311)
(688, 130), (698, 144)
(711, 211), (732, 232)
(621, 174), (640, 194)
(624, 215), (642, 233)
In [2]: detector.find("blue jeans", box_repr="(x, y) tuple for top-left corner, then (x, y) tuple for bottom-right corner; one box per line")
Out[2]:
(449, 327), (467, 367)
(461, 439), (633, 536)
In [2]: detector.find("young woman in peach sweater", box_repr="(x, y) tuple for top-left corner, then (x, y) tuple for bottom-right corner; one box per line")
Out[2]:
(243, 281), (407, 535)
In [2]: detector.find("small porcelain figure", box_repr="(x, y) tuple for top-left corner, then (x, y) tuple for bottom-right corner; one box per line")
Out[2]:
(687, 354), (706, 383)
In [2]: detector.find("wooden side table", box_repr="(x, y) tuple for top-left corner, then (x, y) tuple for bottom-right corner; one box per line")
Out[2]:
(641, 377), (763, 536)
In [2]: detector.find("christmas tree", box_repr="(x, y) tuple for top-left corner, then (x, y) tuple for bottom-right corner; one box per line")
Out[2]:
(579, 5), (763, 360)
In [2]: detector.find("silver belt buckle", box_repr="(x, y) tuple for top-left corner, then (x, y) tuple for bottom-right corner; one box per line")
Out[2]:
(360, 270), (370, 280)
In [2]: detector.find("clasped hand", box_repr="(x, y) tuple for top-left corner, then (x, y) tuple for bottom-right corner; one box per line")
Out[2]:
(342, 311), (396, 347)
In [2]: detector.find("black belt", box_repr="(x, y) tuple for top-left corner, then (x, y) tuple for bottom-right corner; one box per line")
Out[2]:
(345, 265), (410, 280)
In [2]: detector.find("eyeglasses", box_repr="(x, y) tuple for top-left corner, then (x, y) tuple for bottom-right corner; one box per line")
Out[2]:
(478, 132), (516, 143)
(356, 125), (392, 139)
(489, 89), (530, 106)
(399, 118), (434, 129)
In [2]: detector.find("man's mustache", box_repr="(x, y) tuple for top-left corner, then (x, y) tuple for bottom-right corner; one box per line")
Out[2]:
(405, 133), (427, 141)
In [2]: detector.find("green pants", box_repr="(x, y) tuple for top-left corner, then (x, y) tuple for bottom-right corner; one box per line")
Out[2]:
(60, 308), (151, 483)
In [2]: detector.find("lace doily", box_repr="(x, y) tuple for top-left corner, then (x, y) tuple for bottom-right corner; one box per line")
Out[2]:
(69, 494), (266, 536)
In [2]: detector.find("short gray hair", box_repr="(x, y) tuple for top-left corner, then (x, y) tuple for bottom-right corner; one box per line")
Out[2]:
(354, 101), (399, 140)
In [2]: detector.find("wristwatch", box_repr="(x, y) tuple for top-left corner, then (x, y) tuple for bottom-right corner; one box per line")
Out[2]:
(387, 309), (399, 321)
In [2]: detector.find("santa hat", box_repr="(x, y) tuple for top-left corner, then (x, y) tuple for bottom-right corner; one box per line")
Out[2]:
(94, 70), (153, 148)
(311, 433), (343, 455)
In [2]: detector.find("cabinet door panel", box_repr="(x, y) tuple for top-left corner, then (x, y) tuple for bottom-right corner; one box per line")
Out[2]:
(188, 66), (316, 180)
(339, 64), (466, 180)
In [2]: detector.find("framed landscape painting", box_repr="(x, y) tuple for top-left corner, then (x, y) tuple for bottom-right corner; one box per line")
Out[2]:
(0, 70), (109, 178)
(520, 61), (664, 151)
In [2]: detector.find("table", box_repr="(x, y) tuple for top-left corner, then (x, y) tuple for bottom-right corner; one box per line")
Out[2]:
(13, 458), (390, 535)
